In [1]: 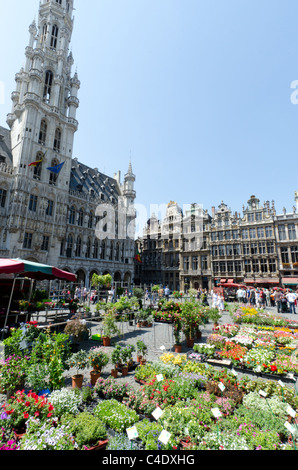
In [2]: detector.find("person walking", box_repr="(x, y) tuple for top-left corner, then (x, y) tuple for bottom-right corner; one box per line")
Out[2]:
(286, 290), (297, 314)
(274, 289), (283, 313)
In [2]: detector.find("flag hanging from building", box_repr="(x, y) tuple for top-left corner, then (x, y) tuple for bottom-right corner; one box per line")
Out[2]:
(135, 248), (142, 264)
(28, 156), (43, 167)
(47, 162), (65, 174)
(28, 150), (47, 167)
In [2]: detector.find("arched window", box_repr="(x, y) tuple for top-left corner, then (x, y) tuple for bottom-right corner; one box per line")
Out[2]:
(115, 243), (120, 261)
(43, 70), (53, 102)
(38, 120), (47, 145)
(66, 234), (73, 258)
(75, 236), (82, 257)
(56, 0), (62, 4)
(33, 152), (43, 179)
(86, 238), (91, 258)
(109, 241), (114, 260)
(53, 128), (61, 152)
(41, 23), (47, 44)
(78, 208), (84, 226)
(50, 25), (59, 49)
(88, 212), (94, 229)
(93, 239), (99, 259)
(69, 206), (76, 224)
(101, 241), (106, 260)
(49, 158), (59, 186)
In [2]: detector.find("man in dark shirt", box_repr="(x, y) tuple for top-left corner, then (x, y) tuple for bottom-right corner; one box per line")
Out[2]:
(274, 289), (283, 313)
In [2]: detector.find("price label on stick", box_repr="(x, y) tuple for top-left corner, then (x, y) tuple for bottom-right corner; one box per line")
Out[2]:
(158, 430), (171, 445)
(156, 374), (164, 382)
(287, 405), (296, 419)
(218, 382), (225, 392)
(152, 407), (164, 420)
(126, 426), (138, 440)
(285, 421), (296, 435)
(211, 408), (222, 419)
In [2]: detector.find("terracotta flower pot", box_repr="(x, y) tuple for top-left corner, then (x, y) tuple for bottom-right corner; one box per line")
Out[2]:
(140, 359), (146, 365)
(102, 336), (111, 347)
(186, 337), (194, 348)
(111, 369), (118, 378)
(90, 370), (101, 386)
(72, 374), (84, 389)
(174, 344), (182, 353)
(137, 355), (142, 363)
(121, 366), (129, 376)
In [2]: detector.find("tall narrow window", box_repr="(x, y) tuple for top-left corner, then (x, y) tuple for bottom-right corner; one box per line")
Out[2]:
(28, 194), (38, 212)
(49, 159), (59, 186)
(69, 206), (76, 224)
(50, 25), (59, 49)
(53, 128), (61, 152)
(75, 236), (82, 257)
(41, 23), (47, 44)
(66, 235), (73, 258)
(38, 120), (47, 145)
(33, 152), (43, 180)
(0, 189), (7, 208)
(43, 71), (53, 103)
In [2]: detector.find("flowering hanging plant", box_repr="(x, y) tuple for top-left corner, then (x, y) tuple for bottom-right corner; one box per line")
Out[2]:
(1, 390), (55, 430)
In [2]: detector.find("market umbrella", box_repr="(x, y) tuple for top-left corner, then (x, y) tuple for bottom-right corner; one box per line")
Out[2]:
(0, 258), (77, 338)
(0, 258), (76, 281)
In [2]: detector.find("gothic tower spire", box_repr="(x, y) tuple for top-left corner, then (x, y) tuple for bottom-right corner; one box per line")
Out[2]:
(7, 0), (79, 189)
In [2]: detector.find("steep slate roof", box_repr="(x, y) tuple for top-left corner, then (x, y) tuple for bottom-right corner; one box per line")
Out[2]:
(70, 159), (121, 203)
(0, 126), (13, 165)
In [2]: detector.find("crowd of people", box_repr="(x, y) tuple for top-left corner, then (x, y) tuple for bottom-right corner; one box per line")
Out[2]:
(235, 286), (298, 314)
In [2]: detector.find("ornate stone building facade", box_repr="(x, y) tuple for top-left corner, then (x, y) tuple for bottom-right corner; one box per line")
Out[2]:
(0, 0), (136, 288)
(137, 195), (298, 291)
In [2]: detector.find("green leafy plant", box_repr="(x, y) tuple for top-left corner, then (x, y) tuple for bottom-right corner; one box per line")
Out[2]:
(88, 347), (109, 370)
(94, 399), (139, 432)
(61, 412), (107, 449)
(66, 350), (89, 376)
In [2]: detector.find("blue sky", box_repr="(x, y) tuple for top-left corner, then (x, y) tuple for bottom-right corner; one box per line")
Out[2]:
(1, 0), (298, 224)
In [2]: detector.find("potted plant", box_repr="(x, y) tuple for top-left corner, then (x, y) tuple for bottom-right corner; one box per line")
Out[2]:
(19, 299), (29, 312)
(110, 345), (122, 378)
(173, 313), (183, 352)
(208, 308), (222, 328)
(88, 347), (109, 385)
(120, 345), (135, 376)
(136, 340), (147, 363)
(64, 318), (89, 351)
(66, 349), (89, 389)
(101, 310), (121, 346)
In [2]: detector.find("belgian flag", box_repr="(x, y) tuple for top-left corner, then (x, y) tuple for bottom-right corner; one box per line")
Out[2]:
(135, 248), (142, 264)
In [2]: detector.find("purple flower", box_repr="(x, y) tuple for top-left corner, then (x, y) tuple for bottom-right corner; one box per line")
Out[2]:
(0, 412), (9, 421)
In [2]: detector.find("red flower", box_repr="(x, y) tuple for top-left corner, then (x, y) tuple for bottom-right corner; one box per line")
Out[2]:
(270, 365), (277, 372)
(23, 413), (29, 419)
